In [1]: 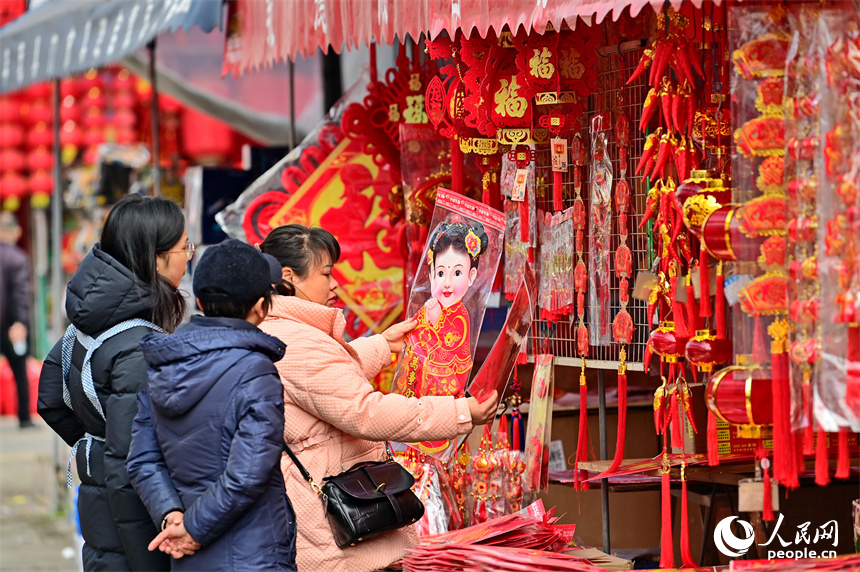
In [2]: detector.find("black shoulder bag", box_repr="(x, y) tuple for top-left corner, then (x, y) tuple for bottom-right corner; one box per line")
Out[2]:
(282, 441), (425, 548)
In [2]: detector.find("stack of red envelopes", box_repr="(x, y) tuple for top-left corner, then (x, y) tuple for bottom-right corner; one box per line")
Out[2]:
(402, 512), (599, 571)
(403, 543), (605, 571)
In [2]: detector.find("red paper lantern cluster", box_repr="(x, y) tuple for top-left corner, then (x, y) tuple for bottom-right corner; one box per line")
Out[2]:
(0, 83), (55, 210)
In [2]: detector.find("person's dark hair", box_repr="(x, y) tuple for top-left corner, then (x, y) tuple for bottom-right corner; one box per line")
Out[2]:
(428, 222), (489, 270)
(259, 224), (340, 296)
(99, 194), (186, 332)
(200, 287), (274, 320)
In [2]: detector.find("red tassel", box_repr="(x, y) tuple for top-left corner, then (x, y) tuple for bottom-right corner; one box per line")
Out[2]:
(752, 316), (768, 365)
(671, 276), (689, 340)
(707, 410), (720, 466)
(715, 264), (727, 340)
(772, 349), (798, 489)
(482, 181), (491, 206)
(685, 277), (698, 333)
(575, 373), (590, 491)
(762, 464), (775, 522)
(599, 370), (628, 477)
(836, 428), (850, 479)
(846, 325), (860, 409)
(498, 413), (509, 449)
(670, 387), (683, 449)
(519, 190), (530, 243)
(804, 423), (815, 456)
(553, 171), (564, 212)
(660, 462), (675, 569)
(815, 430), (830, 487)
(680, 468), (698, 567)
(451, 138), (464, 195)
(803, 379), (815, 456)
(699, 245), (712, 318)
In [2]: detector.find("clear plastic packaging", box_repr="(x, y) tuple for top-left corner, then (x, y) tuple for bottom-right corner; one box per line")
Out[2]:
(391, 189), (506, 459)
(588, 114), (613, 346)
(524, 354), (555, 493)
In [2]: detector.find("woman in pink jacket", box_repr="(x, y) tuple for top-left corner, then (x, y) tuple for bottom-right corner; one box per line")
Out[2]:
(258, 224), (497, 572)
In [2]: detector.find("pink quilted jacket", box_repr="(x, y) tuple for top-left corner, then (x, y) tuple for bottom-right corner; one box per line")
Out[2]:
(260, 296), (473, 572)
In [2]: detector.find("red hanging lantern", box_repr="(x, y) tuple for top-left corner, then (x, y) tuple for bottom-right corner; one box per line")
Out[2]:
(26, 146), (53, 172)
(60, 120), (82, 147)
(25, 82), (52, 100)
(111, 89), (138, 110)
(82, 107), (106, 128)
(649, 321), (689, 362)
(0, 123), (25, 147)
(0, 172), (28, 211)
(115, 127), (138, 145)
(60, 96), (81, 123)
(83, 127), (105, 147)
(26, 99), (53, 125)
(60, 78), (81, 98)
(84, 87), (106, 109)
(78, 70), (104, 91)
(0, 97), (22, 122)
(113, 69), (136, 90)
(685, 331), (732, 372)
(27, 122), (52, 148)
(0, 149), (25, 172)
(113, 107), (137, 128)
(28, 170), (53, 208)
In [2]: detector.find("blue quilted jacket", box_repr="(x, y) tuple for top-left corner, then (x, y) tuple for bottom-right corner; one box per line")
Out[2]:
(127, 315), (296, 571)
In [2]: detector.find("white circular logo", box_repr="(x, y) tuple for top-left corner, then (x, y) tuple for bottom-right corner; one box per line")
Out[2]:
(714, 516), (756, 557)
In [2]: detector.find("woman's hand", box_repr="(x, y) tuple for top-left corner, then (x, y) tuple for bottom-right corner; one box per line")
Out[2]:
(149, 512), (200, 559)
(381, 317), (418, 353)
(467, 390), (498, 426)
(424, 297), (442, 327)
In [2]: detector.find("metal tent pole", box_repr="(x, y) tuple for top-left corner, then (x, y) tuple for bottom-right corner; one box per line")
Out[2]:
(598, 369), (611, 554)
(148, 40), (161, 196)
(288, 58), (296, 150)
(51, 78), (65, 514)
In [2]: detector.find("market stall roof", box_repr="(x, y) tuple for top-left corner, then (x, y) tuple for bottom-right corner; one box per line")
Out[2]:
(224, 0), (723, 75)
(0, 0), (222, 93)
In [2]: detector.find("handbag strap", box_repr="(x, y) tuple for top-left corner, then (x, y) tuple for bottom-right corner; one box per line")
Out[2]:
(282, 441), (324, 497)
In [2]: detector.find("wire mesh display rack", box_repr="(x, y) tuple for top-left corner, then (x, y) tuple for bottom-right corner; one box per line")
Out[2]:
(529, 46), (651, 371)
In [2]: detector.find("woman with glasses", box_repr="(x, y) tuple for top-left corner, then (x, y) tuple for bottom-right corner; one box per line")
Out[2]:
(38, 194), (189, 571)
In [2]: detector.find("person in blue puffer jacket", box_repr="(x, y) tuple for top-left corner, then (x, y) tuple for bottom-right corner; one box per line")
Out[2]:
(127, 239), (297, 571)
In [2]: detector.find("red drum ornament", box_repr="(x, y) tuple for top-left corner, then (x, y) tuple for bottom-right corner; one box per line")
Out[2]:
(707, 364), (773, 438)
(700, 205), (767, 262)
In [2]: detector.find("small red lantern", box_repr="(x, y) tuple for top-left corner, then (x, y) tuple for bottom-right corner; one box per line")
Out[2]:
(28, 170), (54, 208)
(0, 172), (28, 211)
(60, 96), (81, 123)
(83, 127), (105, 147)
(26, 99), (53, 124)
(0, 97), (22, 122)
(84, 87), (106, 109)
(60, 121), (82, 147)
(26, 82), (52, 100)
(0, 149), (25, 172)
(79, 70), (104, 91)
(113, 69), (136, 90)
(82, 107), (106, 128)
(111, 89), (137, 110)
(0, 123), (25, 147)
(685, 330), (731, 372)
(26, 147), (53, 171)
(113, 108), (136, 128)
(60, 79), (81, 98)
(649, 321), (689, 362)
(114, 127), (138, 144)
(27, 122), (52, 148)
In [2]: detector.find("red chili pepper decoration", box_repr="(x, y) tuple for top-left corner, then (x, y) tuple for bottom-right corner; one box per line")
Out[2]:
(639, 185), (660, 229)
(650, 39), (672, 87)
(640, 87), (660, 132)
(652, 132), (672, 182)
(628, 48), (654, 85)
(636, 128), (662, 175)
(661, 79), (674, 133)
(673, 44), (695, 88)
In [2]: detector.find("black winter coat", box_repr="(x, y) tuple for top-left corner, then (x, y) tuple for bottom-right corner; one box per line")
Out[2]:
(38, 246), (170, 571)
(127, 316), (296, 571)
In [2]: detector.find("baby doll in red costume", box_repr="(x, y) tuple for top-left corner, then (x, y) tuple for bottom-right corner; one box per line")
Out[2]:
(397, 222), (489, 453)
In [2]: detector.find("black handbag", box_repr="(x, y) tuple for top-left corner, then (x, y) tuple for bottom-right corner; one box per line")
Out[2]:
(282, 441), (425, 548)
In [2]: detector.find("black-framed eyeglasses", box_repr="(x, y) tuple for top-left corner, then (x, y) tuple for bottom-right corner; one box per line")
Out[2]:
(164, 240), (196, 261)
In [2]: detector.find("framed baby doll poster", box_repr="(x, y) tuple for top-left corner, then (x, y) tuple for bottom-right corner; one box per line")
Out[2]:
(392, 189), (506, 458)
